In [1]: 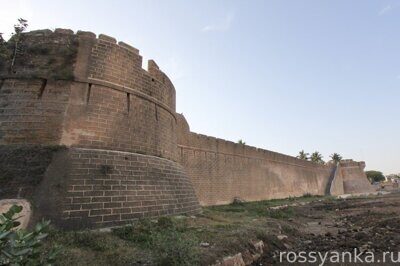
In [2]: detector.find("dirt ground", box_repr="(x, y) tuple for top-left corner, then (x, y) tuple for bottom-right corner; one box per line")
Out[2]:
(255, 191), (400, 265)
(38, 191), (400, 265)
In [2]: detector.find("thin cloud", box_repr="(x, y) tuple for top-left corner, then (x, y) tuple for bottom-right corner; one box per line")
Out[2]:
(379, 4), (394, 16)
(202, 12), (235, 32)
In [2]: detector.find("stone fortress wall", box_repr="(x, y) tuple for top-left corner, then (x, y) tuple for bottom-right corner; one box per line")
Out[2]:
(176, 114), (372, 206)
(0, 29), (199, 229)
(0, 29), (373, 229)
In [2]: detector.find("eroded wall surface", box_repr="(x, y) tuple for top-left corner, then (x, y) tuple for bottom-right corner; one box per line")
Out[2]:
(340, 160), (375, 194)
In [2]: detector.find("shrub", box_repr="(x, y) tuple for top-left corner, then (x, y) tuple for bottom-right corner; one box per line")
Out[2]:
(0, 205), (60, 265)
(266, 207), (294, 219)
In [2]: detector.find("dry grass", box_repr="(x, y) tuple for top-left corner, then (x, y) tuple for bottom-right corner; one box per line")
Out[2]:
(44, 194), (330, 266)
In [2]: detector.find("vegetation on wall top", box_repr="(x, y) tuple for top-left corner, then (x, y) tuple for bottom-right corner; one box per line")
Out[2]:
(0, 18), (78, 80)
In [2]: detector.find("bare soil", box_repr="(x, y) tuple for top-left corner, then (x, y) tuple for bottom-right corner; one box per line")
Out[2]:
(255, 192), (400, 265)
(41, 192), (400, 265)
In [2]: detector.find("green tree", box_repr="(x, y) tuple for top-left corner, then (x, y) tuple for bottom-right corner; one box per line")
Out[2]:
(10, 18), (28, 71)
(330, 153), (343, 163)
(297, 150), (309, 160)
(237, 139), (246, 145)
(0, 205), (60, 265)
(365, 170), (385, 183)
(310, 151), (324, 164)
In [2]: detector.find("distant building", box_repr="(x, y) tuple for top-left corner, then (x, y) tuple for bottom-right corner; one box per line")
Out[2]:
(386, 174), (400, 183)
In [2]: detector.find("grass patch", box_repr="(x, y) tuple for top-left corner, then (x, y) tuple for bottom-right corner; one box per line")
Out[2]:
(207, 194), (322, 218)
(40, 195), (332, 265)
(113, 217), (200, 265)
(265, 207), (295, 219)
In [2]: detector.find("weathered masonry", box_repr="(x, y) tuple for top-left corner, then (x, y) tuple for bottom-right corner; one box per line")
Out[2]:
(0, 29), (373, 229)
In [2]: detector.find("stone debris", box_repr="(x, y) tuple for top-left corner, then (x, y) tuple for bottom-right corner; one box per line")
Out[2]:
(200, 242), (210, 247)
(277, 234), (288, 240)
(0, 199), (31, 229)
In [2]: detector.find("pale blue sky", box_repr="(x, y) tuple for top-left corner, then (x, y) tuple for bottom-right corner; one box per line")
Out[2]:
(1, 0), (399, 174)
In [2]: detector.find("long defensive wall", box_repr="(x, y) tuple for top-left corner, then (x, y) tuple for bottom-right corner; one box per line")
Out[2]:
(0, 29), (373, 228)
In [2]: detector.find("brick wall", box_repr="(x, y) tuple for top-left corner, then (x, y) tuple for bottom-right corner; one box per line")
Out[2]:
(178, 137), (333, 205)
(63, 148), (200, 229)
(88, 34), (176, 110)
(177, 114), (334, 205)
(0, 79), (71, 144)
(0, 29), (179, 161)
(61, 82), (178, 160)
(0, 29), (197, 228)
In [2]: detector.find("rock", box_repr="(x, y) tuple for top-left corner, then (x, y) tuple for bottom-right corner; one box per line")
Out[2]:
(0, 199), (31, 229)
(232, 197), (246, 204)
(354, 231), (368, 240)
(359, 244), (369, 253)
(283, 243), (292, 249)
(200, 242), (210, 247)
(277, 234), (288, 240)
(270, 205), (288, 210)
(215, 253), (245, 266)
(253, 240), (264, 254)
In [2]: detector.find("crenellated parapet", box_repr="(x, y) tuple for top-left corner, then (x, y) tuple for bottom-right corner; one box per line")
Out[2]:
(0, 29), (175, 110)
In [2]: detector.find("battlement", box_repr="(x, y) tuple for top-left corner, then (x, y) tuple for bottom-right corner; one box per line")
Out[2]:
(0, 29), (175, 110)
(0, 29), (178, 160)
(176, 113), (328, 169)
(340, 159), (366, 169)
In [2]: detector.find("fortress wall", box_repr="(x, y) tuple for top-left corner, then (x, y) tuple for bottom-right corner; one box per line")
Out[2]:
(339, 160), (374, 194)
(0, 29), (179, 161)
(62, 148), (200, 229)
(61, 82), (178, 160)
(0, 30), (79, 145)
(88, 34), (176, 110)
(0, 78), (178, 160)
(0, 29), (375, 228)
(0, 146), (200, 229)
(177, 115), (333, 205)
(0, 79), (71, 144)
(328, 164), (345, 196)
(67, 31), (178, 160)
(0, 29), (200, 228)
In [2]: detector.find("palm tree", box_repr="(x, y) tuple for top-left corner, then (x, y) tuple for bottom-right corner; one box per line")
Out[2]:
(330, 153), (343, 163)
(311, 151), (324, 164)
(297, 150), (309, 160)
